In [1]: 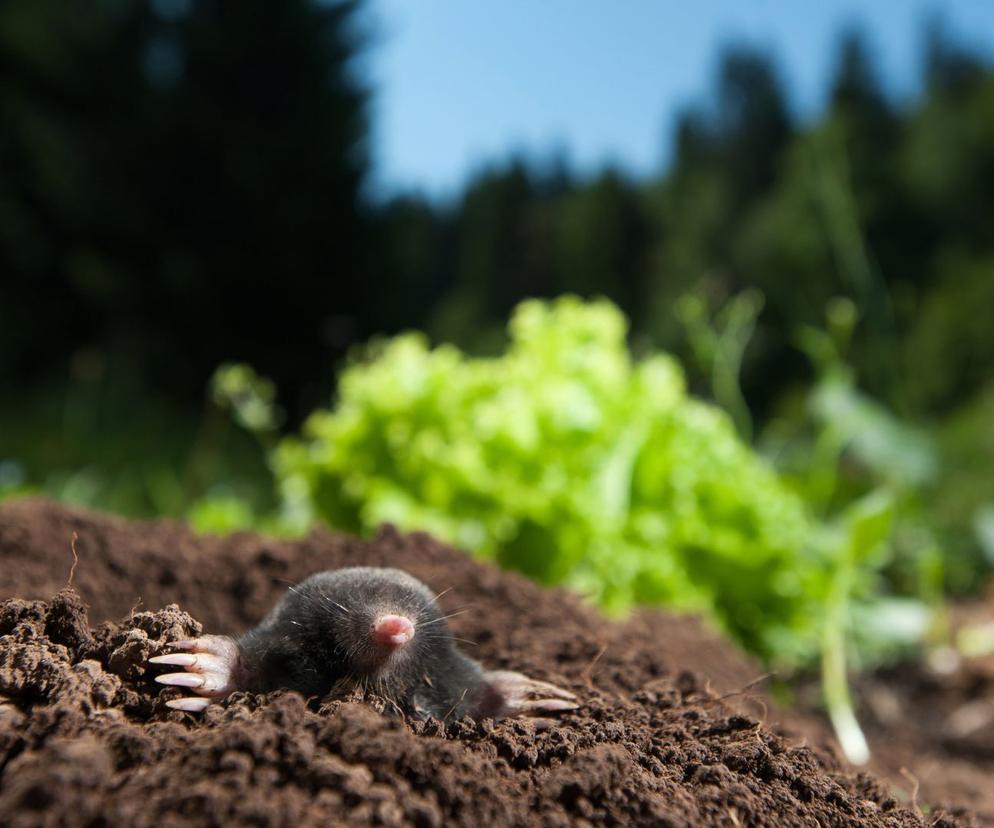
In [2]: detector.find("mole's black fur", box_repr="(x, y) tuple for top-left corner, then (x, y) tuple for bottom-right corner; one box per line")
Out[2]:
(236, 567), (488, 719)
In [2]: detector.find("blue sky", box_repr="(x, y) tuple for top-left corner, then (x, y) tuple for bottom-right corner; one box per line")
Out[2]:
(360, 1), (994, 199)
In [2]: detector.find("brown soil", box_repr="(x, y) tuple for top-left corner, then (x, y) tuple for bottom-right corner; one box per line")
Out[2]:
(854, 601), (994, 822)
(0, 497), (983, 827)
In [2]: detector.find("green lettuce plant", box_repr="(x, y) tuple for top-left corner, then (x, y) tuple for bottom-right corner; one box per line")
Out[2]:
(274, 296), (841, 666)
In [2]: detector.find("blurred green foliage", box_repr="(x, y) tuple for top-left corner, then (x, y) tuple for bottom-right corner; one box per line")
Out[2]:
(0, 375), (275, 519)
(930, 386), (994, 586)
(757, 298), (942, 662)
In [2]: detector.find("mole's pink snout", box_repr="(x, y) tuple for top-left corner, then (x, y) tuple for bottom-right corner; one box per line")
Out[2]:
(372, 614), (415, 649)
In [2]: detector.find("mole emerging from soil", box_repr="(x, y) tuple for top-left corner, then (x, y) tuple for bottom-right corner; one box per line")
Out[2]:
(149, 567), (578, 721)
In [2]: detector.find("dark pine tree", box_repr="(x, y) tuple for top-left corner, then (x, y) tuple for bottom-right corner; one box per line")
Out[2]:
(0, 0), (370, 418)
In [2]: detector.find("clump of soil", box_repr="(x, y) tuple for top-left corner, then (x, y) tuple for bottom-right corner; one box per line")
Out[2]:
(0, 498), (981, 826)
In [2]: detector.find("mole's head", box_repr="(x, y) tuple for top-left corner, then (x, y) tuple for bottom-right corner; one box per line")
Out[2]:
(289, 566), (451, 685)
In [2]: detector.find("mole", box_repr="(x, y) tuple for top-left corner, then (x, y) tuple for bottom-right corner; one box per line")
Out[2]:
(148, 566), (577, 721)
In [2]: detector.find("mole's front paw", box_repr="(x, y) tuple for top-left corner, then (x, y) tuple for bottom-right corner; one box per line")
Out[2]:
(476, 670), (578, 721)
(149, 635), (241, 712)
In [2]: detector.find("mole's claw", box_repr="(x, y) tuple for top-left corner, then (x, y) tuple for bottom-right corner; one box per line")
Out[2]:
(517, 698), (579, 713)
(161, 636), (239, 660)
(156, 672), (207, 689)
(477, 670), (579, 721)
(165, 697), (212, 713)
(514, 677), (577, 700)
(149, 653), (198, 667)
(148, 634), (241, 702)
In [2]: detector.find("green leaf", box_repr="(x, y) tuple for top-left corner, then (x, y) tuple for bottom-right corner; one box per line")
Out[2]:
(838, 489), (896, 567)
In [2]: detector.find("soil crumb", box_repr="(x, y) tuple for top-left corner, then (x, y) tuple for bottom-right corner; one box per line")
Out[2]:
(0, 497), (983, 826)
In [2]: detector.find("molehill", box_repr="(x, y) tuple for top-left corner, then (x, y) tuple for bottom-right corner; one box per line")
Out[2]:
(0, 498), (980, 826)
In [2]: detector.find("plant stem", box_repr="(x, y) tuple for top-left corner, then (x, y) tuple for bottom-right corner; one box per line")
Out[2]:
(821, 563), (870, 765)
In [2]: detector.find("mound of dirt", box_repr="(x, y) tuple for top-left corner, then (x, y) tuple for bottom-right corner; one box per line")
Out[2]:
(0, 498), (980, 826)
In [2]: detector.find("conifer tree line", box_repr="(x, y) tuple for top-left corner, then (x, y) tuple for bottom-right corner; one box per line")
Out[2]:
(2, 1), (992, 423)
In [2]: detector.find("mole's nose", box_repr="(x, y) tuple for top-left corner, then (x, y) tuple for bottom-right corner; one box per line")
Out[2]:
(372, 614), (415, 648)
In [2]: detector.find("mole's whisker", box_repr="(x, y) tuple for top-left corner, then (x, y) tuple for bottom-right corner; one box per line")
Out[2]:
(442, 687), (470, 723)
(418, 608), (473, 627)
(315, 585), (352, 615)
(286, 584), (324, 612)
(421, 627), (478, 646)
(429, 586), (454, 605)
(443, 635), (478, 647)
